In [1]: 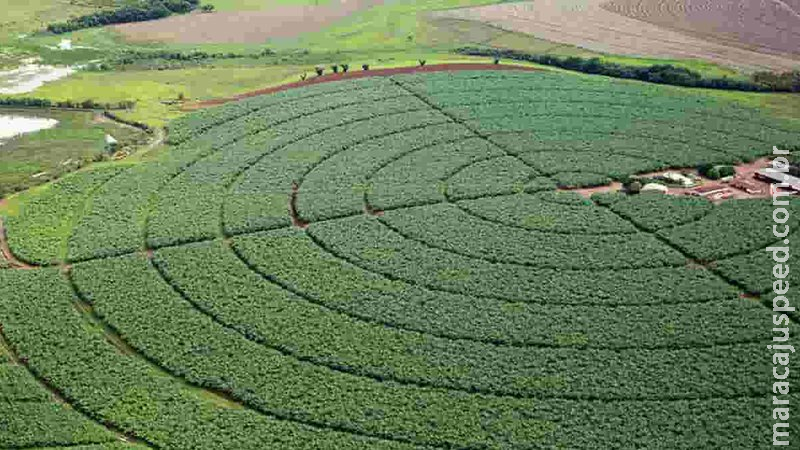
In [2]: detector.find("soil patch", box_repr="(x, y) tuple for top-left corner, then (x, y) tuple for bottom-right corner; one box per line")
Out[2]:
(0, 217), (35, 269)
(603, 0), (800, 58)
(115, 0), (383, 44)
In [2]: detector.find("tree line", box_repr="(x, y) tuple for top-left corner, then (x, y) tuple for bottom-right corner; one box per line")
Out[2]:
(0, 97), (135, 110)
(457, 47), (800, 92)
(46, 0), (200, 34)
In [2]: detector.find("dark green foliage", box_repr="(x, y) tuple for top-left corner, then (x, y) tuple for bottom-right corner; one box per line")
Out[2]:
(457, 47), (785, 92)
(697, 163), (736, 179)
(46, 0), (199, 34)
(3, 71), (800, 448)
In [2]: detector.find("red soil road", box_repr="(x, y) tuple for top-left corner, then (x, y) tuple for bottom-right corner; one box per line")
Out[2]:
(115, 0), (383, 44)
(184, 63), (542, 109)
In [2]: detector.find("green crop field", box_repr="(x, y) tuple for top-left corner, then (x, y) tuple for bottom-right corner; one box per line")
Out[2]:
(1, 70), (798, 449)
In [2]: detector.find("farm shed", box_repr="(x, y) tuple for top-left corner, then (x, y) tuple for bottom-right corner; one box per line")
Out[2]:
(754, 169), (800, 193)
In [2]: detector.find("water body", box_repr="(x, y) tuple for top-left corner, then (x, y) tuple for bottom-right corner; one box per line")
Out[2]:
(0, 64), (75, 94)
(0, 115), (59, 144)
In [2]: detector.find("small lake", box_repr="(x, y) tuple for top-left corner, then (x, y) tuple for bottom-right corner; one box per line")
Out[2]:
(0, 115), (59, 143)
(0, 64), (75, 95)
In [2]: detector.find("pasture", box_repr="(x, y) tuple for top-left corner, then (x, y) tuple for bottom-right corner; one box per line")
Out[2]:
(0, 108), (146, 197)
(1, 69), (798, 449)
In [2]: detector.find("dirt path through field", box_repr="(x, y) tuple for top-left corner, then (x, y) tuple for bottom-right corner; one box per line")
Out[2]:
(435, 0), (800, 71)
(115, 0), (383, 44)
(184, 63), (542, 109)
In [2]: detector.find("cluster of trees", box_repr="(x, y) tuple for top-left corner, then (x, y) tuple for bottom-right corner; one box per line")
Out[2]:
(752, 71), (800, 92)
(0, 97), (135, 110)
(457, 47), (796, 92)
(46, 0), (200, 34)
(113, 49), (248, 66)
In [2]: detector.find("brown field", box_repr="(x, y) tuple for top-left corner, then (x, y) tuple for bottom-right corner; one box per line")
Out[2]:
(114, 0), (382, 44)
(435, 0), (800, 71)
(603, 0), (800, 57)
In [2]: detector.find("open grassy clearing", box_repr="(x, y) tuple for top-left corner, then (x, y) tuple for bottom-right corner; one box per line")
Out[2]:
(1, 69), (798, 448)
(0, 107), (147, 196)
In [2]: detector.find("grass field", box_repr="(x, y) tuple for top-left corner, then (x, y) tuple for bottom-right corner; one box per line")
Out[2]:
(1, 69), (798, 449)
(0, 107), (146, 196)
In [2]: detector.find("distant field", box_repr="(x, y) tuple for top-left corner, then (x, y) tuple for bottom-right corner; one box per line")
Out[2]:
(603, 0), (800, 58)
(114, 0), (385, 44)
(0, 0), (120, 37)
(0, 108), (145, 197)
(1, 70), (798, 448)
(435, 0), (800, 71)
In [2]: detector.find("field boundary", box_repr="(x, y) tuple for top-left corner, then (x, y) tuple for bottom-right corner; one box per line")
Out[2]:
(184, 63), (541, 109)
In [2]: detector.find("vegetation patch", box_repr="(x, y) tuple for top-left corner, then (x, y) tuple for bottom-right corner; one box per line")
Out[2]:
(1, 70), (799, 448)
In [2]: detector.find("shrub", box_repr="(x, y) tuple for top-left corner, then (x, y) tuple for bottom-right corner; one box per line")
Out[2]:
(362, 64), (370, 71)
(331, 65), (339, 74)
(419, 59), (426, 67)
(200, 4), (215, 12)
(341, 64), (349, 73)
(315, 66), (324, 76)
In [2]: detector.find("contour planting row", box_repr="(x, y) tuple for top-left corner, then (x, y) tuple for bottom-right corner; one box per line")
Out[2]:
(2, 236), (795, 449)
(69, 253), (799, 448)
(0, 269), (421, 450)
(148, 95), (436, 247)
(8, 71), (800, 263)
(0, 313), (143, 449)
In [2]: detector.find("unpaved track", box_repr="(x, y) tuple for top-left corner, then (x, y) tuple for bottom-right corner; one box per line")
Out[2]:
(435, 0), (800, 71)
(115, 0), (383, 44)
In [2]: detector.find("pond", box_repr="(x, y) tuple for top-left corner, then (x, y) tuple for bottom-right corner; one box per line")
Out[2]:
(0, 115), (59, 144)
(0, 63), (74, 95)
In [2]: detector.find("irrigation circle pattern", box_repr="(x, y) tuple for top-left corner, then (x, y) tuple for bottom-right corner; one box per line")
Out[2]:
(2, 70), (800, 449)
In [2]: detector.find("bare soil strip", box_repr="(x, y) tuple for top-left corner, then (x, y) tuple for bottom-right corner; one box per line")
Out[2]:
(435, 0), (800, 71)
(115, 0), (383, 44)
(184, 63), (541, 110)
